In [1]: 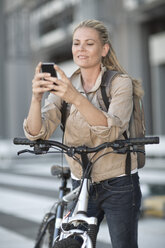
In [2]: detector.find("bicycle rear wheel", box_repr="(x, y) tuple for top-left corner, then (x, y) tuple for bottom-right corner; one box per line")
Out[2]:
(35, 212), (55, 248)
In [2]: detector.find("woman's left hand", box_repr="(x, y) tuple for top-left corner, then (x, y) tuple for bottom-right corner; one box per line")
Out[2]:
(48, 64), (80, 104)
(50, 65), (108, 127)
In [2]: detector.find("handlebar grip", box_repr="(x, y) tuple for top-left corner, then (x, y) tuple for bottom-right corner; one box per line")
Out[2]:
(13, 138), (36, 145)
(129, 136), (159, 145)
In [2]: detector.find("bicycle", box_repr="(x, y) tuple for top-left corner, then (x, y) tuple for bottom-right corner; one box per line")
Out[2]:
(13, 136), (159, 248)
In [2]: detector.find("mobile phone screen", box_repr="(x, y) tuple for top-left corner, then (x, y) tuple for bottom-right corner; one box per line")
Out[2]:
(41, 63), (57, 77)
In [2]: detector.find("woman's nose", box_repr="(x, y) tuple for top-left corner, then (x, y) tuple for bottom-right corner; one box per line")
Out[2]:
(79, 43), (85, 50)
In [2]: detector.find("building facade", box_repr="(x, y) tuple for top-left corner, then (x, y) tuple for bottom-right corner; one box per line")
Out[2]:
(0, 0), (165, 139)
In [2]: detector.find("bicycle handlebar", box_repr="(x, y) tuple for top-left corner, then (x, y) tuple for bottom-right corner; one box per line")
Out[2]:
(13, 136), (159, 156)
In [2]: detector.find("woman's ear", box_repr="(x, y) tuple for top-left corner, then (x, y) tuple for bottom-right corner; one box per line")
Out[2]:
(102, 43), (110, 57)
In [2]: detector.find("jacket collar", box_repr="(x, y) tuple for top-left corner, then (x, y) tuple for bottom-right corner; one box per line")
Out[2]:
(70, 64), (106, 93)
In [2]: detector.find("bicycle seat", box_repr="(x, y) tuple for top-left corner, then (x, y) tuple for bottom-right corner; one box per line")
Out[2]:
(51, 165), (70, 179)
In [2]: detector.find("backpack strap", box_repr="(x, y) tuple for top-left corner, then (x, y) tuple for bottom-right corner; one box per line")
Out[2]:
(97, 70), (121, 112)
(60, 100), (68, 132)
(123, 131), (131, 175)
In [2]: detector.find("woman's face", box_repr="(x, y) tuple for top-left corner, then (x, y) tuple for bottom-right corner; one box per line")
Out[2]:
(72, 27), (108, 69)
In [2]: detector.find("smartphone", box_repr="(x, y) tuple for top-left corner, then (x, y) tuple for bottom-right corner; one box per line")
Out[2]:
(41, 63), (57, 78)
(41, 63), (57, 91)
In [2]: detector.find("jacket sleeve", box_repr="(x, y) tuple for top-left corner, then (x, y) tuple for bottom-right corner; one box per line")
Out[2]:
(23, 93), (62, 140)
(89, 75), (133, 141)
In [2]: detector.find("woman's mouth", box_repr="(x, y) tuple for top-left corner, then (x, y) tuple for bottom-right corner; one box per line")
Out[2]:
(78, 55), (88, 59)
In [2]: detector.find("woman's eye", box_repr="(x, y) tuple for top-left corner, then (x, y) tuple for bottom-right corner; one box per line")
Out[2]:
(72, 42), (94, 46)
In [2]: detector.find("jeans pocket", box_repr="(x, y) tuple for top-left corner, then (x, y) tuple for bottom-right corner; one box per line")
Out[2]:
(102, 176), (133, 193)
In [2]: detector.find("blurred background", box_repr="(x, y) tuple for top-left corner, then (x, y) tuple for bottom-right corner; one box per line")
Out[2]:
(0, 0), (165, 247)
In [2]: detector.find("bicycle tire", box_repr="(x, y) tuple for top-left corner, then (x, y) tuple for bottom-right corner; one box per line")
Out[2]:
(35, 212), (55, 248)
(53, 238), (81, 248)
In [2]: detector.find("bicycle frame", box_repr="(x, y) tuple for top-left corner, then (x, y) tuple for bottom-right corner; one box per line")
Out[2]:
(53, 175), (69, 241)
(53, 154), (98, 248)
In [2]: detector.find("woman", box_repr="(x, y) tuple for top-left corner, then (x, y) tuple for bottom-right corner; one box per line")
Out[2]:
(24, 20), (144, 248)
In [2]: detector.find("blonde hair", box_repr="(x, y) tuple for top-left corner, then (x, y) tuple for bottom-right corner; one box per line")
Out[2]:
(73, 19), (144, 97)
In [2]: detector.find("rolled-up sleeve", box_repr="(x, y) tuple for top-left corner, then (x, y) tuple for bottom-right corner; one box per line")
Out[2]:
(23, 93), (62, 140)
(23, 119), (47, 140)
(89, 75), (133, 141)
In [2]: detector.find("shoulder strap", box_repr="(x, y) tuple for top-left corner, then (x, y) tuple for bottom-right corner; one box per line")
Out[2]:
(123, 131), (131, 175)
(98, 70), (120, 111)
(60, 101), (68, 132)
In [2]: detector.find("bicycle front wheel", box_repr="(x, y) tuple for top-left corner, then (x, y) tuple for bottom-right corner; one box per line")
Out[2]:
(54, 238), (81, 248)
(35, 212), (55, 248)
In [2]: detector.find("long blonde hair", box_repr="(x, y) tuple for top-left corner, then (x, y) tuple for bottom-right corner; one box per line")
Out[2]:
(73, 19), (144, 98)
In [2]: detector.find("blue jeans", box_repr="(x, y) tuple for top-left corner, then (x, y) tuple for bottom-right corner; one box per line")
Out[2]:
(72, 172), (142, 248)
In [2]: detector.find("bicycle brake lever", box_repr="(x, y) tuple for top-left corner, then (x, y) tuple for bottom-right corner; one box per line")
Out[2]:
(17, 149), (35, 155)
(115, 148), (145, 155)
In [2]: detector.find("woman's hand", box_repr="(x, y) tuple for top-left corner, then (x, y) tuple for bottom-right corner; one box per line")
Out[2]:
(48, 64), (80, 104)
(49, 65), (108, 127)
(32, 62), (55, 102)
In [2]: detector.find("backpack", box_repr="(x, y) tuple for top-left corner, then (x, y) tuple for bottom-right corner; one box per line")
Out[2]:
(60, 70), (146, 174)
(97, 70), (146, 173)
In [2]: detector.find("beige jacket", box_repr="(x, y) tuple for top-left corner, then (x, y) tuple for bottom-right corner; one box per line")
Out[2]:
(24, 67), (137, 182)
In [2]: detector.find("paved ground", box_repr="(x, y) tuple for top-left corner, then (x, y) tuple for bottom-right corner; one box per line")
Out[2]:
(0, 155), (165, 248)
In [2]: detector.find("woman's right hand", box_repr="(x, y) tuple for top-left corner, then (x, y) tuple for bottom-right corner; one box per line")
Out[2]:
(32, 62), (54, 102)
